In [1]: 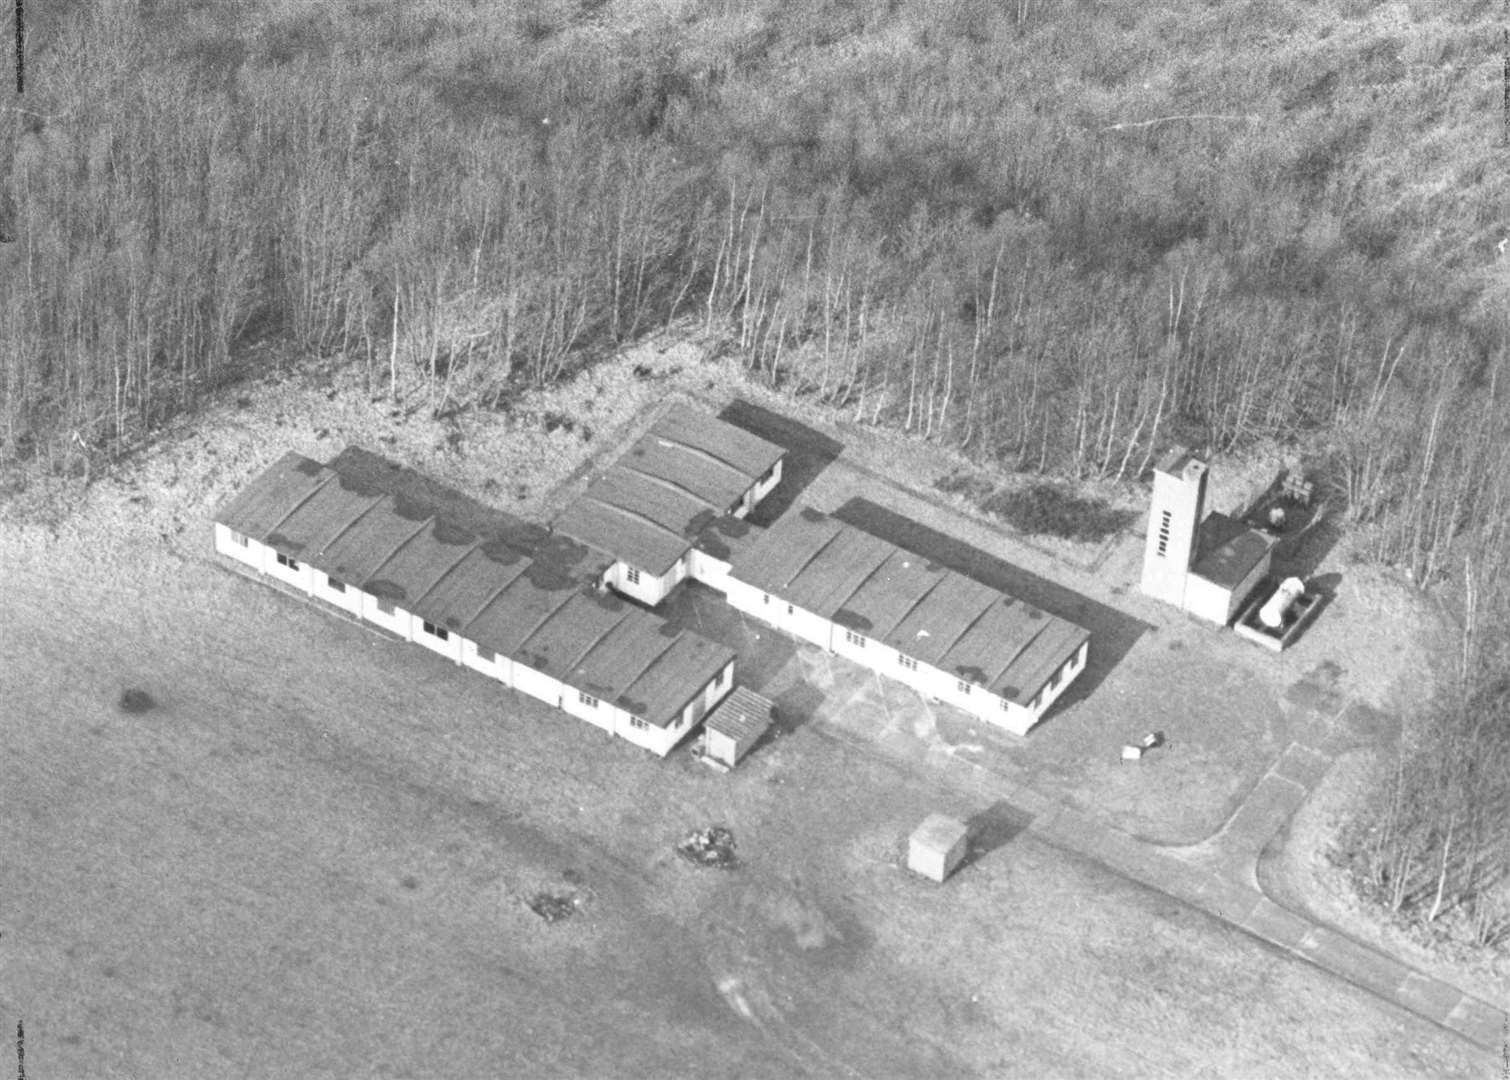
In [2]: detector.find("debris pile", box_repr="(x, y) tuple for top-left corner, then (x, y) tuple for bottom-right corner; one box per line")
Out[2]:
(675, 826), (738, 870)
(527, 892), (580, 923)
(1121, 731), (1165, 762)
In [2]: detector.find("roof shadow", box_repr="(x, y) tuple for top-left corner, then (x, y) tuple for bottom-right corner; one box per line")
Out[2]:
(830, 497), (1153, 706)
(716, 399), (844, 527)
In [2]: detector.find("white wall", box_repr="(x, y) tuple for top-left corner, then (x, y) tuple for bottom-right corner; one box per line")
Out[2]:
(360, 593), (414, 641)
(215, 524), (264, 569)
(263, 545), (313, 593)
(745, 458), (783, 513)
(512, 663), (563, 709)
(1182, 574), (1232, 625)
(686, 548), (733, 595)
(462, 639), (513, 687)
(606, 559), (677, 607)
(413, 618), (463, 663)
(312, 571), (363, 616)
(832, 627), (874, 667)
(563, 687), (615, 731)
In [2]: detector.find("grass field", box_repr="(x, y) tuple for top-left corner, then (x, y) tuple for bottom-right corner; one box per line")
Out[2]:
(0, 356), (1496, 1077)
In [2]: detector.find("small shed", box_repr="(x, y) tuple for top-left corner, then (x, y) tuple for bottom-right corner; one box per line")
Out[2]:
(703, 686), (774, 768)
(907, 814), (970, 883)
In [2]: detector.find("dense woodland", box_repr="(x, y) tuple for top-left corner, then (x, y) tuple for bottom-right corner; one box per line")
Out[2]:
(2, 1), (1508, 949)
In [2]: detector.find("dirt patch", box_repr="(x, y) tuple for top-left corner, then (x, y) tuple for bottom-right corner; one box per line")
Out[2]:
(117, 688), (158, 714)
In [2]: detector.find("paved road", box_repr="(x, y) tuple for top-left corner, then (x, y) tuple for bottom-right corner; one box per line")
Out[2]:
(814, 711), (1507, 1051)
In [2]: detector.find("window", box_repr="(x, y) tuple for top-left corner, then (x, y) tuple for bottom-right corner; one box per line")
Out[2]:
(762, 593), (770, 605)
(476, 646), (495, 663)
(898, 654), (918, 672)
(1001, 696), (1012, 710)
(957, 680), (972, 695)
(626, 566), (641, 585)
(787, 604), (794, 616)
(844, 629), (866, 649)
(579, 691), (598, 709)
(629, 716), (649, 731)
(376, 596), (396, 615)
(1049, 664), (1062, 690)
(327, 577), (346, 593)
(714, 666), (726, 688)
(1156, 510), (1172, 557)
(230, 531), (249, 547)
(275, 552), (300, 571)
(422, 621), (449, 641)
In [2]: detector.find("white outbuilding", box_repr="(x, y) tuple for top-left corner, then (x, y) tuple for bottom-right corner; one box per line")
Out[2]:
(907, 814), (971, 883)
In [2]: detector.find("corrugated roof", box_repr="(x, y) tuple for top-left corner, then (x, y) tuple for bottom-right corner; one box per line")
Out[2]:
(832, 548), (945, 637)
(692, 513), (765, 565)
(649, 405), (785, 482)
(733, 507), (1092, 707)
(1191, 512), (1274, 591)
(728, 507), (845, 594)
(217, 449), (732, 727)
(615, 634), (734, 728)
(364, 516), (478, 610)
(552, 406), (785, 576)
(552, 469), (705, 577)
(414, 547), (529, 634)
(885, 573), (999, 667)
(514, 591), (632, 681)
(318, 494), (434, 597)
(568, 615), (682, 706)
(215, 452), (329, 541)
(617, 437), (746, 514)
(783, 525), (894, 618)
(706, 685), (774, 743)
(465, 572), (579, 659)
(271, 474), (387, 559)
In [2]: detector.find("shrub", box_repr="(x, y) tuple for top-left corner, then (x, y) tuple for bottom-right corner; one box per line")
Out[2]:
(980, 483), (1133, 542)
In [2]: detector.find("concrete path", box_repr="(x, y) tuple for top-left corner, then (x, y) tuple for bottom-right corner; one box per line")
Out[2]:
(814, 717), (1508, 1052)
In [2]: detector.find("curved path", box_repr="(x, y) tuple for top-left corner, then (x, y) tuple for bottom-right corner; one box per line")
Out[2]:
(812, 711), (1507, 1052)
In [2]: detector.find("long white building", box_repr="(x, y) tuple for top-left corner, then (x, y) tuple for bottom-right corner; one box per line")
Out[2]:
(214, 448), (735, 757)
(722, 507), (1091, 736)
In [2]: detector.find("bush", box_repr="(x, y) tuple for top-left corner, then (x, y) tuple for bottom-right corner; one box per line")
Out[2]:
(980, 483), (1133, 542)
(933, 469), (995, 503)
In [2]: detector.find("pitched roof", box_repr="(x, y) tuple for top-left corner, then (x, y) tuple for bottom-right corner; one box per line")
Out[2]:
(705, 685), (774, 744)
(216, 452), (329, 541)
(553, 468), (710, 577)
(732, 507), (1091, 707)
(215, 449), (731, 726)
(648, 405), (785, 483)
(552, 405), (786, 576)
(613, 633), (733, 727)
(1191, 512), (1275, 591)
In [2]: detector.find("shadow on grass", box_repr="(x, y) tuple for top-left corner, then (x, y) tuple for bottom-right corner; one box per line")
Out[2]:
(960, 800), (1034, 873)
(830, 497), (1153, 709)
(717, 399), (843, 527)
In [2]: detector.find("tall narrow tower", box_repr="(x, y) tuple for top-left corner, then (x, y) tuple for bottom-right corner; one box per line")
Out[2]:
(1141, 447), (1207, 610)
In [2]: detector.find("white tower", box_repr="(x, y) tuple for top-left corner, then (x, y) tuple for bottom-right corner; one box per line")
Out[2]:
(1141, 447), (1207, 610)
